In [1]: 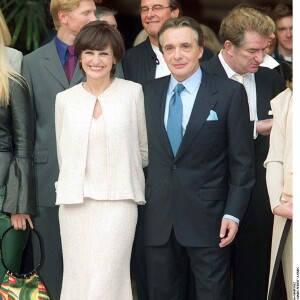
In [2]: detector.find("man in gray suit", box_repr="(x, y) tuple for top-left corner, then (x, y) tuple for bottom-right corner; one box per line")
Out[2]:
(22, 1), (97, 299)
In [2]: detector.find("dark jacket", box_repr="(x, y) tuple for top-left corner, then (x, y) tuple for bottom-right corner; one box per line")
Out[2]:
(122, 38), (213, 85)
(0, 79), (36, 215)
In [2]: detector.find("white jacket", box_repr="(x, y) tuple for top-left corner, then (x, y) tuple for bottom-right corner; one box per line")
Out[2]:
(55, 78), (148, 205)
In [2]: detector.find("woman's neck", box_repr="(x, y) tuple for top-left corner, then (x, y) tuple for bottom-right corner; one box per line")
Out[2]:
(83, 77), (113, 97)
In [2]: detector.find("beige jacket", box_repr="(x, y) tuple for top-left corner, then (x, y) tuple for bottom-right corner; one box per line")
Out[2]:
(55, 78), (148, 205)
(264, 88), (293, 298)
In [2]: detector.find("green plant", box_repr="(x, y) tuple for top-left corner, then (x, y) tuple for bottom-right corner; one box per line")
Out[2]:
(1, 0), (49, 51)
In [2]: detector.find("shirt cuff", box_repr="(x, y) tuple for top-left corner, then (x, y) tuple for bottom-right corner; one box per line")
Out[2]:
(223, 214), (240, 225)
(253, 120), (258, 139)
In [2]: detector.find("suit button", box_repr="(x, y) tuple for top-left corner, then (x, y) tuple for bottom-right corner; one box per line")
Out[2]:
(171, 165), (177, 170)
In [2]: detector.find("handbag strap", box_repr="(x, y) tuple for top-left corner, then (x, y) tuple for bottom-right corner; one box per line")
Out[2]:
(0, 226), (43, 278)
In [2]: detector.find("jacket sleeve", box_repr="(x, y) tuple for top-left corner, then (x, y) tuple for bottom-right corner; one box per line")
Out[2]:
(264, 89), (291, 211)
(55, 93), (64, 169)
(3, 80), (36, 215)
(135, 85), (148, 168)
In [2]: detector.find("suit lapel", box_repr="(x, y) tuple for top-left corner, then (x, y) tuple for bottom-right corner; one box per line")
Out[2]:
(175, 72), (218, 160)
(42, 41), (84, 89)
(254, 70), (269, 120)
(42, 41), (69, 89)
(71, 64), (85, 86)
(151, 76), (174, 158)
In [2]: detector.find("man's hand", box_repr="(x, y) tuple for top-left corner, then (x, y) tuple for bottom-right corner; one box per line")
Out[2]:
(11, 214), (34, 230)
(219, 218), (238, 248)
(256, 119), (273, 136)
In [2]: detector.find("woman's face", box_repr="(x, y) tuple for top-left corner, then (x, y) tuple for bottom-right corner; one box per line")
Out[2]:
(80, 45), (116, 81)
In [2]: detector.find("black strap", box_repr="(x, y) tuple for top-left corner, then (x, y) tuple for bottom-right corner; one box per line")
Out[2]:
(0, 226), (42, 278)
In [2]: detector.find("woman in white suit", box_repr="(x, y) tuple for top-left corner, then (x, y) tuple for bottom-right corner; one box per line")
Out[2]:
(55, 21), (148, 299)
(264, 83), (293, 300)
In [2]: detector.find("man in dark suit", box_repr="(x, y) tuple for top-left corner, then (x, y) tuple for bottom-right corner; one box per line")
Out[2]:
(122, 2), (212, 298)
(143, 16), (255, 299)
(202, 7), (285, 300)
(22, 1), (97, 299)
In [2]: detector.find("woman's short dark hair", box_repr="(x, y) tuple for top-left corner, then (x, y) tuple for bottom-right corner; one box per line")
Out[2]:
(74, 20), (125, 77)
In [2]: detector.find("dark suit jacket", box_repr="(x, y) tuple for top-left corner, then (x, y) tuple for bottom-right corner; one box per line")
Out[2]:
(143, 69), (255, 247)
(201, 55), (285, 164)
(122, 38), (213, 85)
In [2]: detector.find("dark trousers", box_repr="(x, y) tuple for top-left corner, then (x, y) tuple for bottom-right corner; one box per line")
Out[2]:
(146, 229), (231, 300)
(131, 205), (149, 299)
(31, 206), (62, 300)
(232, 166), (273, 300)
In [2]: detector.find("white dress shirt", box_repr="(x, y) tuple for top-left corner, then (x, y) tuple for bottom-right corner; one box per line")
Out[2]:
(218, 51), (258, 139)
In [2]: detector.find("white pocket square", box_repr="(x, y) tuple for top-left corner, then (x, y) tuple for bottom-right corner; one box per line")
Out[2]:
(206, 110), (218, 121)
(268, 110), (273, 116)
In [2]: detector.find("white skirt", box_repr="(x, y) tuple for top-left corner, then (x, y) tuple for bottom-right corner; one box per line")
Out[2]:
(59, 199), (137, 300)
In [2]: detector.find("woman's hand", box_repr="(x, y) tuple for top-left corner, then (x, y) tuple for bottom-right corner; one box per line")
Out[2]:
(10, 214), (34, 230)
(273, 195), (293, 220)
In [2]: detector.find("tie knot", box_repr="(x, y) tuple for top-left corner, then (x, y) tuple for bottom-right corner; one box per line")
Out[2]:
(175, 83), (185, 94)
(68, 46), (75, 56)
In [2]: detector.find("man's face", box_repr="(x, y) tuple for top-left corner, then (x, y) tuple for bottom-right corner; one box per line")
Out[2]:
(63, 0), (96, 37)
(161, 27), (203, 82)
(140, 0), (179, 40)
(227, 31), (268, 74)
(276, 16), (293, 53)
(98, 14), (117, 28)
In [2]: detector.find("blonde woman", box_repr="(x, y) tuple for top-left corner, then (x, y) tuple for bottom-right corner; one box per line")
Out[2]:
(0, 27), (35, 279)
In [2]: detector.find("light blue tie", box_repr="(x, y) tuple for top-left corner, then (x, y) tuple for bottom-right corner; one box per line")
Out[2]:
(167, 83), (185, 155)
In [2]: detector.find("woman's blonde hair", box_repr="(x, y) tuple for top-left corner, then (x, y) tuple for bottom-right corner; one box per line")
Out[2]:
(0, 10), (25, 107)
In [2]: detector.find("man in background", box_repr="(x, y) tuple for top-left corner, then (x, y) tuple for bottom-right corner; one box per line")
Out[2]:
(272, 3), (292, 64)
(202, 6), (285, 300)
(22, 1), (97, 298)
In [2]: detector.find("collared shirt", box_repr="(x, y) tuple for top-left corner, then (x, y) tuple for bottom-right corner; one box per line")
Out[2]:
(218, 50), (258, 139)
(151, 44), (171, 79)
(55, 37), (77, 67)
(260, 54), (280, 69)
(164, 67), (202, 135)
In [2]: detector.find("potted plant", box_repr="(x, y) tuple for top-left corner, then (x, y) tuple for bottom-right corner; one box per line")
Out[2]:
(1, 0), (49, 52)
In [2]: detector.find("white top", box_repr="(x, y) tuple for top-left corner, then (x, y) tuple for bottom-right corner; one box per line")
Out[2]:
(151, 44), (171, 79)
(83, 116), (109, 200)
(55, 78), (148, 205)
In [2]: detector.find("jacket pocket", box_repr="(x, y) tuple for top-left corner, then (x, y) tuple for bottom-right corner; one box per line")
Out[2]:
(34, 150), (48, 163)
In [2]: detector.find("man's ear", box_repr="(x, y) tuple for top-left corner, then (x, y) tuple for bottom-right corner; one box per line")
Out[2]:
(58, 10), (68, 25)
(223, 40), (235, 57)
(198, 46), (204, 60)
(171, 8), (180, 19)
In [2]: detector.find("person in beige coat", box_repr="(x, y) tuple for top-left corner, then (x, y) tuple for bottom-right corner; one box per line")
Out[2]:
(264, 86), (293, 300)
(55, 21), (148, 299)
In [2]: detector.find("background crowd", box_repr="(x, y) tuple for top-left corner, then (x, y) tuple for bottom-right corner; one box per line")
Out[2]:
(0, 0), (293, 299)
